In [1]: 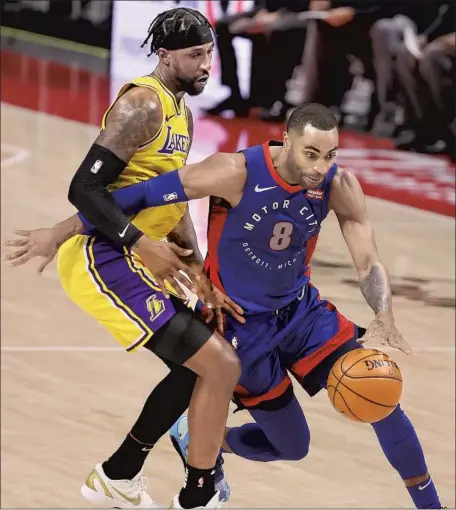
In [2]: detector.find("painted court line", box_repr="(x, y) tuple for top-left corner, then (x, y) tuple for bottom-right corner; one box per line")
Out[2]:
(1, 345), (454, 353)
(1, 143), (31, 168)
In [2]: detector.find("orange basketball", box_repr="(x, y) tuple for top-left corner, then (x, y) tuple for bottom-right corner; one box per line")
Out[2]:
(327, 348), (403, 423)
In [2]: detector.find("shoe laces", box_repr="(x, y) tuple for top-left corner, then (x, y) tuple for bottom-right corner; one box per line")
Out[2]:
(137, 476), (149, 494)
(127, 475), (149, 496)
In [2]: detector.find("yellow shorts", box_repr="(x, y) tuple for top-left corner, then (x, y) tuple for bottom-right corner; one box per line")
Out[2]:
(57, 234), (183, 352)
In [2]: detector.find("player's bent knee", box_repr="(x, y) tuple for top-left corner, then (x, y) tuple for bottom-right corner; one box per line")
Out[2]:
(280, 437), (310, 461)
(185, 332), (241, 389)
(276, 417), (310, 461)
(146, 297), (216, 366)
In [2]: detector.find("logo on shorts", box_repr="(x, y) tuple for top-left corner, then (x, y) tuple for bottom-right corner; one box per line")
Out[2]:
(231, 336), (238, 350)
(146, 294), (166, 322)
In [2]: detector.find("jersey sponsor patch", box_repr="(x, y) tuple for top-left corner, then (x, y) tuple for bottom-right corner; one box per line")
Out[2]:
(305, 189), (324, 200)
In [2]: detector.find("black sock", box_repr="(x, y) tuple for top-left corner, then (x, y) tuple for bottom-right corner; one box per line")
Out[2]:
(103, 433), (154, 480)
(102, 360), (197, 480)
(178, 464), (216, 509)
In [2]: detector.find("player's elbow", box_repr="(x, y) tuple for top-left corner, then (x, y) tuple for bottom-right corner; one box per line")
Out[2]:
(68, 173), (98, 213)
(68, 176), (81, 207)
(68, 175), (89, 209)
(357, 257), (384, 283)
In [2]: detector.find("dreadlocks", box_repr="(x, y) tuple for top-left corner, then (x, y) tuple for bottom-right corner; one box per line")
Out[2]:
(141, 7), (213, 57)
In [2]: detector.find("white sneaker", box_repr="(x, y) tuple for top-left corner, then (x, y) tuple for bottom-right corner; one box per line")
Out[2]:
(81, 463), (160, 508)
(170, 491), (225, 509)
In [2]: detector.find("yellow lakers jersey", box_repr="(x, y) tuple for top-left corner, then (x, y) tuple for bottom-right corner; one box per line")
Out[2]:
(101, 75), (190, 240)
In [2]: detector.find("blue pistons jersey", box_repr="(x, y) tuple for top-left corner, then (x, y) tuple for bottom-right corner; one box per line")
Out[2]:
(205, 140), (338, 313)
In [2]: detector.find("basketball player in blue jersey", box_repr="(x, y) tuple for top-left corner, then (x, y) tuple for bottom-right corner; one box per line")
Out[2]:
(7, 103), (444, 509)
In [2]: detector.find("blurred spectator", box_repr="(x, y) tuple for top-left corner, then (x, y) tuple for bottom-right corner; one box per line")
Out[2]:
(305, 1), (401, 130)
(394, 4), (455, 160)
(253, 1), (310, 122)
(1, 0), (112, 47)
(205, 0), (308, 118)
(369, 1), (452, 136)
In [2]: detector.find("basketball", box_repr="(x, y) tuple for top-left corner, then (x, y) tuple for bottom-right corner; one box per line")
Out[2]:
(327, 348), (403, 423)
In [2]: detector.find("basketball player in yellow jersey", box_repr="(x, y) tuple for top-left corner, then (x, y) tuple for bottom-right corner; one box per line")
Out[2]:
(58, 74), (198, 323)
(5, 8), (243, 509)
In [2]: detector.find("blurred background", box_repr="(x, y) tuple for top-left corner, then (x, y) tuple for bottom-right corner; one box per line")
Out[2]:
(1, 0), (455, 214)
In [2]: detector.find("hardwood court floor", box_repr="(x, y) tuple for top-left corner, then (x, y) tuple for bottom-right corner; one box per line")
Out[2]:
(1, 103), (455, 508)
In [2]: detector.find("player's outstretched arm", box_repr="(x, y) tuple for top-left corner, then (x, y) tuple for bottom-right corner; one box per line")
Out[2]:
(4, 217), (84, 273)
(76, 151), (246, 233)
(5, 88), (205, 296)
(330, 168), (413, 355)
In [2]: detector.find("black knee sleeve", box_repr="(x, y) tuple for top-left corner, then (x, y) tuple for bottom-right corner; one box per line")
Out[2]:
(144, 297), (213, 365)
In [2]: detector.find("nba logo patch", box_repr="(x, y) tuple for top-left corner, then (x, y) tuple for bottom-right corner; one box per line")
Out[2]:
(305, 189), (324, 200)
(163, 192), (178, 202)
(146, 294), (166, 322)
(90, 160), (103, 174)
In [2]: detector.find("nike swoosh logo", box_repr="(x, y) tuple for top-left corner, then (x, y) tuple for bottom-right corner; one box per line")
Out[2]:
(142, 446), (154, 452)
(418, 479), (432, 491)
(111, 486), (142, 506)
(118, 224), (129, 238)
(255, 185), (277, 193)
(165, 114), (176, 122)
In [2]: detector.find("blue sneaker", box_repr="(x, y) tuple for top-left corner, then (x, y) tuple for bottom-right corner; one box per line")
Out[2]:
(169, 415), (231, 503)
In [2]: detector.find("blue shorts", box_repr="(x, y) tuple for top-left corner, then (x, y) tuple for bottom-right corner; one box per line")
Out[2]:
(222, 284), (363, 410)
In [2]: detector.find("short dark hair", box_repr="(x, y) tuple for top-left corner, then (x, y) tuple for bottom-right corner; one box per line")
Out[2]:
(141, 8), (212, 57)
(286, 103), (338, 133)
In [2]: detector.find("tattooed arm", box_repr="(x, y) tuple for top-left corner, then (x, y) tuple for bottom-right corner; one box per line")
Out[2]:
(168, 209), (204, 267)
(330, 168), (412, 354)
(167, 106), (204, 266)
(330, 169), (392, 315)
(67, 86), (163, 247)
(165, 106), (245, 328)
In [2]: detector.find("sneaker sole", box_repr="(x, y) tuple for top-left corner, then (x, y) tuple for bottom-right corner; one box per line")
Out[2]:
(81, 483), (139, 509)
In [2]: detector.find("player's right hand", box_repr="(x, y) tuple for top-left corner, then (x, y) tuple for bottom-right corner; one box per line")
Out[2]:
(212, 285), (245, 326)
(133, 236), (201, 300)
(199, 281), (245, 334)
(358, 312), (414, 356)
(4, 228), (62, 274)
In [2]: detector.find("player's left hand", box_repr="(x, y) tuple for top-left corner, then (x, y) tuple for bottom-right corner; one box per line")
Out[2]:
(4, 228), (61, 274)
(358, 312), (414, 355)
